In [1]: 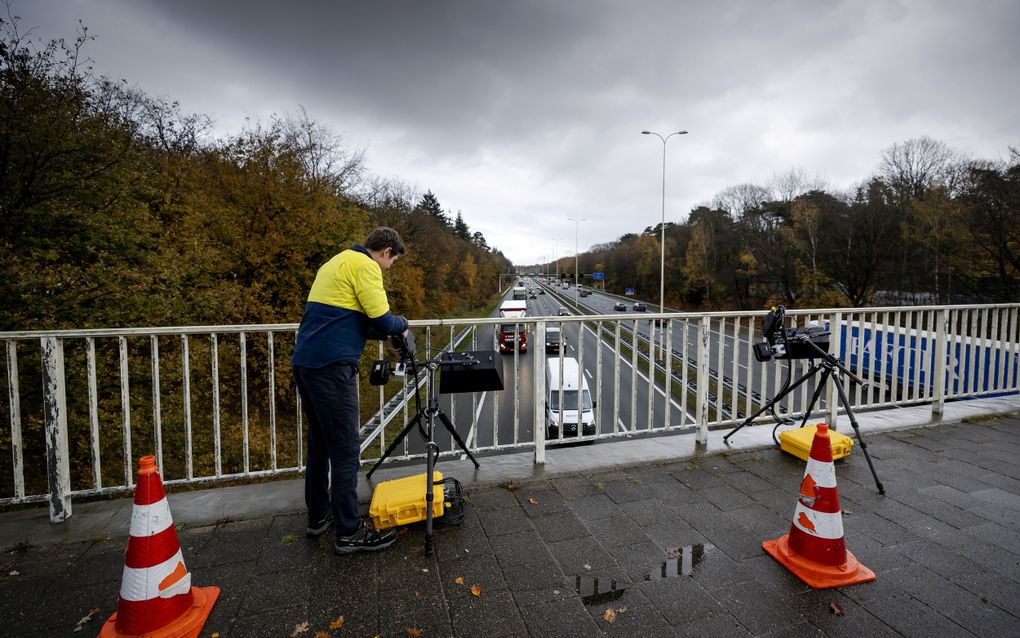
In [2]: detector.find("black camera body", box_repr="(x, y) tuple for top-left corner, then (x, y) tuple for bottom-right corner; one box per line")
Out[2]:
(754, 306), (830, 362)
(369, 332), (416, 386)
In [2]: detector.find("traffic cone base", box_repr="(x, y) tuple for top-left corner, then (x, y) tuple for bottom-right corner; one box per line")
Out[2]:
(100, 585), (220, 638)
(763, 534), (875, 589)
(763, 423), (876, 589)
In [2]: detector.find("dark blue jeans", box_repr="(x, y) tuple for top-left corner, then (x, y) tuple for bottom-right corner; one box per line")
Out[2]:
(293, 361), (362, 538)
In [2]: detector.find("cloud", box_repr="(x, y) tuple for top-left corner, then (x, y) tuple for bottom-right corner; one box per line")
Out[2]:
(12, 0), (1020, 264)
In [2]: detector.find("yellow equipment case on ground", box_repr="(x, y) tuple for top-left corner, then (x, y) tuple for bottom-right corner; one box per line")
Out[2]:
(778, 424), (853, 461)
(370, 471), (445, 530)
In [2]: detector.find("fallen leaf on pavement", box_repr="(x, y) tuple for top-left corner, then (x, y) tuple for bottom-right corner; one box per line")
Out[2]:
(330, 615), (345, 629)
(528, 497), (538, 505)
(616, 606), (628, 614)
(603, 608), (616, 624)
(72, 607), (101, 632)
(291, 621), (310, 636)
(405, 628), (422, 637)
(842, 508), (853, 515)
(314, 632), (330, 638)
(471, 584), (482, 597)
(583, 563), (592, 571)
(830, 602), (845, 616)
(414, 591), (421, 598)
(9, 570), (19, 576)
(455, 576), (465, 585)
(211, 633), (220, 638)
(666, 548), (681, 559)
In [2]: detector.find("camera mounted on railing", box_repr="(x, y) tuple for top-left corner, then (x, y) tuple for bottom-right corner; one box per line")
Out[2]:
(369, 330), (503, 394)
(753, 305), (830, 362)
(369, 332), (416, 386)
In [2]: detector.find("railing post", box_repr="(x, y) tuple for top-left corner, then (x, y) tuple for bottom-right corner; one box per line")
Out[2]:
(534, 320), (546, 464)
(826, 312), (842, 427)
(41, 337), (72, 522)
(695, 316), (710, 445)
(932, 307), (948, 417)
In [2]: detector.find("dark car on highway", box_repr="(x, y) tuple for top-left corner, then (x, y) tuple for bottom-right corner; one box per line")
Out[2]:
(557, 307), (570, 316)
(614, 302), (627, 311)
(545, 325), (563, 353)
(633, 302), (647, 311)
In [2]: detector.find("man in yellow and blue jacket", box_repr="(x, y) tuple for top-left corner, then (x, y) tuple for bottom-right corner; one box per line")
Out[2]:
(292, 227), (408, 554)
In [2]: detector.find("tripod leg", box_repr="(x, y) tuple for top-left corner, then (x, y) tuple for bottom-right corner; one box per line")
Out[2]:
(831, 373), (885, 495)
(798, 367), (831, 429)
(424, 439), (438, 555)
(438, 410), (481, 468)
(724, 363), (823, 443)
(367, 411), (423, 479)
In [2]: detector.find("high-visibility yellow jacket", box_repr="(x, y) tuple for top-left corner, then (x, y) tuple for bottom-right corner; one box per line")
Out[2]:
(292, 245), (408, 367)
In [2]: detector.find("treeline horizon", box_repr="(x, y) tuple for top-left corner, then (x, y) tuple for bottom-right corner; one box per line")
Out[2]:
(1, 17), (511, 334)
(542, 138), (1019, 309)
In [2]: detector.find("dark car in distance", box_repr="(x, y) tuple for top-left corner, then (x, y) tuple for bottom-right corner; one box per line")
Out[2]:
(557, 307), (570, 316)
(613, 302), (627, 311)
(632, 302), (647, 311)
(545, 325), (563, 353)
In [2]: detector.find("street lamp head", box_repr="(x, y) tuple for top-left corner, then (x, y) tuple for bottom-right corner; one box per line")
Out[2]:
(677, 130), (689, 135)
(641, 130), (652, 135)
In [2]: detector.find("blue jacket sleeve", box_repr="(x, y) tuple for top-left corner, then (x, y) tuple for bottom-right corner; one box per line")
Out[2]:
(368, 311), (408, 336)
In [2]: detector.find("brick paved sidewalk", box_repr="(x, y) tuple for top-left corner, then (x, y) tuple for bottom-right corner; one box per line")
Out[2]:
(3, 417), (1020, 637)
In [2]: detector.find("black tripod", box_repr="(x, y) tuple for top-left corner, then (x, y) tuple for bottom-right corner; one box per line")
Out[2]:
(367, 354), (480, 555)
(724, 335), (885, 494)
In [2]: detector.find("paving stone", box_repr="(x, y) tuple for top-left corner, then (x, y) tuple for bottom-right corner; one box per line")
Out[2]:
(489, 529), (554, 569)
(700, 523), (763, 561)
(520, 596), (602, 637)
(636, 576), (725, 625)
(448, 587), (527, 637)
(619, 498), (681, 527)
(226, 603), (310, 638)
(784, 589), (900, 637)
(584, 513), (650, 549)
(566, 493), (624, 522)
(699, 483), (758, 511)
(551, 475), (603, 500)
(469, 486), (525, 511)
(378, 583), (452, 638)
(478, 505), (536, 537)
(607, 539), (666, 581)
(514, 483), (568, 516)
(440, 552), (508, 600)
(676, 501), (737, 532)
(531, 510), (591, 544)
(713, 578), (809, 635)
(601, 478), (649, 504)
(679, 612), (751, 637)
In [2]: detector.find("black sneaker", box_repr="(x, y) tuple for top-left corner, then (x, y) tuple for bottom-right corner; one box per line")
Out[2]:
(306, 513), (333, 538)
(334, 523), (397, 555)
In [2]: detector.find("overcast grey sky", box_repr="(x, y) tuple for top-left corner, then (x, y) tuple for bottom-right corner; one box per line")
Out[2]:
(13, 0), (1020, 265)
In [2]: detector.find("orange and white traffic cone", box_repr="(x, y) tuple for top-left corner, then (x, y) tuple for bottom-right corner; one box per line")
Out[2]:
(100, 456), (219, 638)
(762, 423), (876, 589)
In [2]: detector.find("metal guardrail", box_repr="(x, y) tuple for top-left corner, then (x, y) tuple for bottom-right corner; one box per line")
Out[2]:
(3, 303), (1018, 521)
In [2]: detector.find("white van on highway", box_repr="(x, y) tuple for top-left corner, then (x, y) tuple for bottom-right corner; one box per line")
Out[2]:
(545, 357), (596, 438)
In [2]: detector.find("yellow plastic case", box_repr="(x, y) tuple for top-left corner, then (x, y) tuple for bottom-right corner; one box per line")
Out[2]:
(369, 471), (445, 529)
(778, 424), (853, 462)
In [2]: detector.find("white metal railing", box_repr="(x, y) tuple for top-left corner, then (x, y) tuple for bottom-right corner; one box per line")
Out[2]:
(2, 304), (1017, 521)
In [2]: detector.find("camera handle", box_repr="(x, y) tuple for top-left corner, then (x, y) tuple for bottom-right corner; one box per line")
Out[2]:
(366, 354), (481, 555)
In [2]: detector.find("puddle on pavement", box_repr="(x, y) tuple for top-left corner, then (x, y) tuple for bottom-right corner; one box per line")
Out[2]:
(645, 544), (715, 581)
(575, 574), (626, 605)
(574, 544), (715, 606)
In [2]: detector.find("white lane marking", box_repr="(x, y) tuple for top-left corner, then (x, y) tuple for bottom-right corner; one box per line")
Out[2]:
(462, 392), (489, 458)
(584, 368), (593, 380)
(580, 323), (688, 416)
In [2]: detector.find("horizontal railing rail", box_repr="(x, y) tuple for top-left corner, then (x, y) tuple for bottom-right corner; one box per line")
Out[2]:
(2, 303), (1017, 521)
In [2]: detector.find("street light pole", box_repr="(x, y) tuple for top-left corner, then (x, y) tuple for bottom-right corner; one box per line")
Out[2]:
(552, 238), (563, 279)
(568, 217), (586, 305)
(641, 129), (688, 315)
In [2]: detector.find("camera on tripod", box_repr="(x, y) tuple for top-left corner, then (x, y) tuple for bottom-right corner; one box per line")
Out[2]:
(753, 305), (830, 362)
(369, 332), (416, 385)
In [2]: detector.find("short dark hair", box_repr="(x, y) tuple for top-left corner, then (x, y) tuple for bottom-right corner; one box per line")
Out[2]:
(364, 227), (405, 255)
